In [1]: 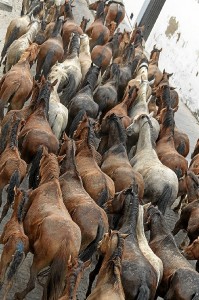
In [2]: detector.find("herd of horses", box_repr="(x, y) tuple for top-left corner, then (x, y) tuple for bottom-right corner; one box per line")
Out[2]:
(0, 0), (198, 299)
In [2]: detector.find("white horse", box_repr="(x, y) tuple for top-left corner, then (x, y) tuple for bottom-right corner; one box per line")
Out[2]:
(137, 204), (163, 289)
(129, 112), (178, 214)
(48, 33), (82, 107)
(79, 34), (92, 82)
(5, 20), (40, 72)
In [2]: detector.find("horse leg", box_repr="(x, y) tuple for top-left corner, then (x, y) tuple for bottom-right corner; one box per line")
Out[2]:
(14, 256), (45, 300)
(86, 255), (103, 297)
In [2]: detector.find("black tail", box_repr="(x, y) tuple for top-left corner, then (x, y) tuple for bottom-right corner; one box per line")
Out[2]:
(114, 10), (123, 27)
(97, 188), (108, 207)
(81, 63), (100, 91)
(69, 109), (86, 138)
(7, 170), (20, 206)
(0, 26), (20, 65)
(9, 119), (21, 150)
(0, 120), (11, 154)
(29, 146), (43, 189)
(59, 73), (78, 106)
(38, 49), (55, 80)
(79, 224), (104, 263)
(7, 241), (25, 282)
(51, 18), (63, 38)
(176, 141), (185, 156)
(157, 184), (172, 215)
(137, 285), (150, 300)
(90, 32), (105, 52)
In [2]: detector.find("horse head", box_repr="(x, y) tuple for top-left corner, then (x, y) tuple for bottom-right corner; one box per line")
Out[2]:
(182, 237), (199, 260)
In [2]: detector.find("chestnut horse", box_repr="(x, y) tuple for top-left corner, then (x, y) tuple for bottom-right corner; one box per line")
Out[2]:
(73, 115), (115, 206)
(0, 117), (27, 221)
(148, 45), (162, 87)
(86, 1), (110, 51)
(59, 135), (108, 251)
(0, 188), (29, 300)
(0, 43), (39, 121)
(145, 205), (199, 299)
(18, 79), (59, 164)
(87, 230), (127, 300)
(14, 148), (82, 300)
(183, 237), (199, 272)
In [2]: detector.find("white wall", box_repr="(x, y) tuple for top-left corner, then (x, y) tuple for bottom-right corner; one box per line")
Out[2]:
(123, 0), (146, 30)
(145, 0), (199, 116)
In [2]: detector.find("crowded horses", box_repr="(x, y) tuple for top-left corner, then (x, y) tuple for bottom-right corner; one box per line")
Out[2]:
(0, 0), (198, 299)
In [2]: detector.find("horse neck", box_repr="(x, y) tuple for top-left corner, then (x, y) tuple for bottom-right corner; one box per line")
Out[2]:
(80, 41), (90, 55)
(122, 90), (137, 110)
(136, 121), (154, 152)
(64, 3), (74, 20)
(107, 120), (126, 149)
(159, 109), (175, 140)
(149, 212), (171, 243)
(39, 159), (60, 185)
(26, 23), (39, 41)
(136, 205), (147, 243)
(60, 142), (80, 179)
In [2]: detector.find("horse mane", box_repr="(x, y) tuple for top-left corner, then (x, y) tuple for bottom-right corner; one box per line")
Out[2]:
(129, 56), (140, 76)
(17, 190), (29, 223)
(162, 106), (175, 135)
(29, 1), (44, 18)
(108, 114), (127, 145)
(68, 33), (80, 57)
(81, 63), (100, 91)
(134, 32), (143, 48)
(35, 80), (52, 119)
(122, 44), (134, 64)
(109, 63), (120, 85)
(9, 118), (21, 150)
(95, 1), (105, 20)
(87, 119), (97, 150)
(29, 146), (43, 189)
(51, 18), (63, 38)
(69, 109), (86, 138)
(147, 206), (172, 239)
(161, 85), (171, 106)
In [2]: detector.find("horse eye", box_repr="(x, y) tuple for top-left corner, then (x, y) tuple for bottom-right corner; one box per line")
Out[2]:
(141, 115), (145, 119)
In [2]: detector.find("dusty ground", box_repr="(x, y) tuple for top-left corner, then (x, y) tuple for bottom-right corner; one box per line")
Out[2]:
(0, 0), (198, 299)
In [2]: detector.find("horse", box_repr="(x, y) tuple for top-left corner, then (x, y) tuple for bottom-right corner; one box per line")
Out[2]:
(93, 63), (120, 116)
(5, 20), (40, 73)
(79, 34), (92, 81)
(182, 237), (199, 272)
(100, 114), (144, 200)
(129, 112), (178, 214)
(34, 19), (48, 45)
(61, 0), (83, 53)
(0, 43), (39, 121)
(156, 106), (188, 195)
(113, 29), (130, 63)
(35, 18), (64, 80)
(73, 114), (115, 206)
(80, 16), (90, 32)
(148, 45), (163, 87)
(59, 134), (108, 251)
(0, 3), (43, 66)
(0, 188), (29, 300)
(145, 205), (199, 299)
(118, 186), (158, 299)
(87, 230), (127, 300)
(86, 1), (110, 51)
(18, 79), (59, 164)
(0, 117), (27, 221)
(14, 147), (82, 300)
(48, 32), (82, 107)
(67, 64), (100, 130)
(191, 138), (199, 160)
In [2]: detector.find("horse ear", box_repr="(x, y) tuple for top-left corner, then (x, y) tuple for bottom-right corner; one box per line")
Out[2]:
(168, 73), (173, 78)
(135, 22), (137, 28)
(63, 132), (68, 141)
(149, 111), (154, 118)
(120, 233), (129, 239)
(163, 69), (165, 74)
(42, 146), (48, 156)
(172, 105), (179, 113)
(57, 154), (66, 163)
(170, 86), (176, 90)
(160, 48), (162, 52)
(153, 44), (156, 49)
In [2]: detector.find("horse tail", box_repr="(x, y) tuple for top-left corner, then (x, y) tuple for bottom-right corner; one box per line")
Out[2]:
(137, 285), (150, 300)
(38, 49), (55, 80)
(0, 120), (10, 154)
(114, 9), (123, 26)
(59, 73), (78, 106)
(7, 241), (25, 283)
(29, 146), (43, 189)
(69, 109), (86, 137)
(98, 187), (109, 207)
(174, 167), (183, 179)
(7, 169), (20, 206)
(0, 26), (20, 65)
(157, 184), (172, 215)
(90, 32), (105, 52)
(79, 224), (104, 262)
(176, 141), (185, 156)
(46, 239), (69, 300)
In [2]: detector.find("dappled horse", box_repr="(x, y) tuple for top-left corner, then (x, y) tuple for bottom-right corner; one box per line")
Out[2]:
(0, 117), (27, 222)
(145, 205), (199, 299)
(0, 188), (29, 300)
(59, 134), (108, 251)
(86, 1), (110, 51)
(14, 148), (82, 300)
(129, 112), (178, 214)
(18, 79), (59, 164)
(87, 230), (127, 300)
(0, 43), (39, 121)
(73, 114), (115, 206)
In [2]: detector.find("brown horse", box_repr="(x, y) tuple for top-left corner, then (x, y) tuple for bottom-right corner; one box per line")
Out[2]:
(148, 44), (163, 86)
(14, 147), (82, 300)
(59, 135), (108, 251)
(0, 43), (39, 121)
(86, 1), (110, 51)
(0, 117), (27, 220)
(145, 205), (199, 299)
(62, 0), (83, 53)
(73, 115), (115, 206)
(36, 18), (64, 80)
(113, 29), (131, 63)
(0, 188), (29, 300)
(100, 114), (144, 200)
(183, 237), (199, 272)
(18, 79), (59, 164)
(87, 230), (127, 300)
